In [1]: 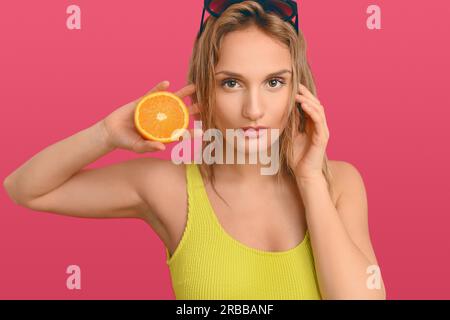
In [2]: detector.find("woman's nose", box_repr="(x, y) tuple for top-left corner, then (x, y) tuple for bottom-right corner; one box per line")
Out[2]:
(242, 90), (264, 121)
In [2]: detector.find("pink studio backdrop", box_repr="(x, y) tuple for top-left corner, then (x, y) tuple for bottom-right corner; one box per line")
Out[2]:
(1, 0), (449, 299)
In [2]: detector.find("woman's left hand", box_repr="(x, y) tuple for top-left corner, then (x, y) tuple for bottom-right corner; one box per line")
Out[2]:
(289, 83), (330, 181)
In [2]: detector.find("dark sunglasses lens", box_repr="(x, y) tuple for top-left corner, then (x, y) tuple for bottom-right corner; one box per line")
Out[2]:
(209, 0), (232, 14)
(270, 0), (294, 18)
(208, 0), (295, 18)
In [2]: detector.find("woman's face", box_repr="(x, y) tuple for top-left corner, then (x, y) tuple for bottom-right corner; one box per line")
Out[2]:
(214, 25), (293, 156)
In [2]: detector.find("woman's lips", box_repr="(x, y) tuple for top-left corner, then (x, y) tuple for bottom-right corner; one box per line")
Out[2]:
(239, 127), (269, 139)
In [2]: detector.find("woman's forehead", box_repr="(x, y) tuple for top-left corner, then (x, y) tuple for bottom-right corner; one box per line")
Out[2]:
(216, 28), (291, 73)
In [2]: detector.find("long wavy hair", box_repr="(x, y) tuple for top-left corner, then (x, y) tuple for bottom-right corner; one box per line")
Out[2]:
(186, 1), (334, 206)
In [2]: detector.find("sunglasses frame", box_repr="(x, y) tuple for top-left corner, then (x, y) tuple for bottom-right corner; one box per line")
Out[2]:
(197, 0), (299, 38)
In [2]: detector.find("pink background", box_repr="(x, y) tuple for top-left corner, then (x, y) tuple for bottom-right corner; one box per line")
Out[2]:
(1, 0), (449, 299)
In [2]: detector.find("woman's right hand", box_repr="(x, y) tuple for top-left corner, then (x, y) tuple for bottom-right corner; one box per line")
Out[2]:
(100, 81), (200, 153)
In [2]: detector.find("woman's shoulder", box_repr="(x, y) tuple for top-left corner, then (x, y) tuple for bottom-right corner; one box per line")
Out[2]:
(328, 159), (366, 203)
(328, 160), (364, 181)
(133, 158), (187, 199)
(133, 157), (186, 180)
(132, 158), (189, 246)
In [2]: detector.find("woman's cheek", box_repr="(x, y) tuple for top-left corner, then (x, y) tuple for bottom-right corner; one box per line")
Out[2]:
(217, 97), (242, 125)
(213, 106), (233, 134)
(265, 92), (288, 114)
(271, 101), (291, 130)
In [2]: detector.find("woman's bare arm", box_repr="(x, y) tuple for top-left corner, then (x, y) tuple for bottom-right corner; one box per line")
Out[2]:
(3, 81), (199, 220)
(4, 121), (150, 219)
(4, 121), (114, 206)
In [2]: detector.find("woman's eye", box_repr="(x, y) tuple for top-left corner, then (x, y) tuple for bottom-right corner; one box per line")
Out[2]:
(267, 78), (285, 88)
(221, 78), (286, 89)
(222, 79), (240, 89)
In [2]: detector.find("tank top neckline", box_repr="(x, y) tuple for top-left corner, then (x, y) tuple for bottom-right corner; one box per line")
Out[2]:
(191, 163), (310, 256)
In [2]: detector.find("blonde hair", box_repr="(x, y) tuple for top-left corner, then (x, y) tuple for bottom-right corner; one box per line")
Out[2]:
(186, 1), (334, 206)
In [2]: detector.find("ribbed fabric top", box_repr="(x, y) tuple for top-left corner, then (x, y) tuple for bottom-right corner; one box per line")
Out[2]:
(165, 163), (322, 300)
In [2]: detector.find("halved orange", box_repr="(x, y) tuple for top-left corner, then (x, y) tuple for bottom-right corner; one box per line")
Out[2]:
(134, 91), (189, 143)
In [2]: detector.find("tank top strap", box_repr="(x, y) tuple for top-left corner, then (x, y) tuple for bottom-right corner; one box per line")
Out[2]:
(186, 162), (206, 189)
(185, 162), (216, 224)
(165, 162), (213, 264)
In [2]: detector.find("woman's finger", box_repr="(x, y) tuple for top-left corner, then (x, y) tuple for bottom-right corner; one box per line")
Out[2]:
(295, 95), (329, 143)
(131, 139), (162, 153)
(144, 80), (171, 97)
(296, 95), (326, 123)
(132, 81), (171, 105)
(298, 83), (321, 106)
(147, 141), (166, 151)
(174, 83), (196, 99)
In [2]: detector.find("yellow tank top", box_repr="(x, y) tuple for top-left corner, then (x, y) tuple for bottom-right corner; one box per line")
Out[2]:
(165, 163), (322, 300)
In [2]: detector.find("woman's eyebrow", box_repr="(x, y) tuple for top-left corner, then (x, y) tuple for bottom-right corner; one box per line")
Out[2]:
(215, 69), (292, 77)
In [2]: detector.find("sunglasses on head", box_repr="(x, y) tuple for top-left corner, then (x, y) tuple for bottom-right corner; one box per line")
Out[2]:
(197, 0), (299, 39)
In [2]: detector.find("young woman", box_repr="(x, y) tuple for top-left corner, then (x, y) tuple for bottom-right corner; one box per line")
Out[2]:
(3, 0), (386, 299)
